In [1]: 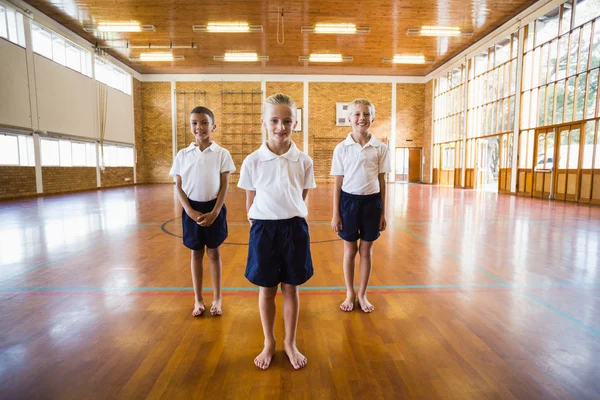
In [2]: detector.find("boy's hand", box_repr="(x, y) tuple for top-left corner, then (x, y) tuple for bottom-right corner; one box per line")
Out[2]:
(188, 210), (203, 222)
(331, 215), (343, 232)
(198, 211), (217, 227)
(248, 217), (254, 226)
(379, 215), (387, 231)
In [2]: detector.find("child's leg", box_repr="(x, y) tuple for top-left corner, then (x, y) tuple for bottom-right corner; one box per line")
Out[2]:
(255, 286), (278, 369)
(191, 249), (206, 316)
(205, 247), (223, 316)
(281, 283), (307, 369)
(357, 240), (375, 312)
(341, 241), (359, 311)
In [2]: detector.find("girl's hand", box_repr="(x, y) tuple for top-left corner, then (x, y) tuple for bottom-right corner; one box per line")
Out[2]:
(379, 216), (387, 231)
(198, 211), (217, 227)
(331, 215), (343, 232)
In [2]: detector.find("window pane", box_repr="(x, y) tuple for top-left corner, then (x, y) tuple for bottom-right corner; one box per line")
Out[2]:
(32, 25), (53, 59)
(584, 120), (595, 168)
(565, 76), (576, 121)
(18, 136), (31, 166)
(561, 1), (574, 34)
(568, 29), (580, 78)
(72, 142), (86, 166)
(0, 135), (19, 165)
(59, 140), (72, 166)
(0, 7), (7, 39)
(575, 73), (587, 120)
(536, 8), (560, 46)
(540, 44), (549, 85)
(579, 24), (592, 72)
(52, 37), (66, 65)
(555, 80), (565, 124)
(559, 130), (568, 168)
(537, 134), (546, 170)
(569, 129), (581, 168)
(538, 86), (546, 127)
(557, 35), (569, 80)
(546, 83), (555, 125)
(6, 9), (17, 43)
(496, 38), (511, 66)
(587, 69), (598, 118)
(86, 143), (96, 167)
(66, 44), (81, 72)
(41, 139), (59, 166)
(575, 0), (600, 28)
(548, 40), (558, 82)
(592, 21), (600, 69)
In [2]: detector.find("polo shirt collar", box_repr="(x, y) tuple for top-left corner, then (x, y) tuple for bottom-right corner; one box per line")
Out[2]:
(185, 141), (220, 153)
(258, 141), (300, 162)
(343, 133), (379, 147)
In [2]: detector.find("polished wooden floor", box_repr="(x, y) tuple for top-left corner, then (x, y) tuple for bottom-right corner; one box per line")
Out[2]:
(1, 184), (599, 399)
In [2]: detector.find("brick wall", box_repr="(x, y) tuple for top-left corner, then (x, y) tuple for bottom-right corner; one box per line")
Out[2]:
(309, 82), (392, 182)
(423, 81), (433, 183)
(42, 167), (96, 194)
(101, 167), (134, 187)
(0, 166), (36, 199)
(396, 84), (426, 182)
(141, 82), (172, 183)
(133, 78), (146, 183)
(265, 82), (304, 152)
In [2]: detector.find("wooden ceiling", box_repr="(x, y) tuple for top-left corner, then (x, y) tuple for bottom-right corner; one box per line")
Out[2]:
(22, 0), (538, 76)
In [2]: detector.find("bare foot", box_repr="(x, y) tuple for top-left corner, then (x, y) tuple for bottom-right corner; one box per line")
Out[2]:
(254, 342), (276, 370)
(284, 343), (307, 370)
(192, 299), (205, 317)
(340, 293), (356, 312)
(210, 298), (222, 316)
(357, 295), (374, 313)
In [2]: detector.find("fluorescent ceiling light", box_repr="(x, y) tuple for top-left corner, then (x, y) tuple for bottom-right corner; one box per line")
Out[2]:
(301, 23), (369, 34)
(299, 54), (353, 63)
(131, 52), (183, 62)
(214, 52), (269, 62)
(406, 26), (473, 37)
(83, 22), (156, 33)
(382, 55), (433, 64)
(193, 23), (263, 32)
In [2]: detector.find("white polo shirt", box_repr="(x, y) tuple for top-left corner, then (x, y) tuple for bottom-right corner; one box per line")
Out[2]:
(169, 142), (236, 202)
(238, 141), (316, 220)
(330, 133), (391, 195)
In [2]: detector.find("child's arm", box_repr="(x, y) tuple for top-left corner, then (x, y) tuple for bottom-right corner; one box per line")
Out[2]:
(302, 189), (309, 201)
(198, 172), (231, 227)
(175, 175), (202, 222)
(246, 190), (256, 224)
(331, 175), (343, 232)
(378, 173), (387, 231)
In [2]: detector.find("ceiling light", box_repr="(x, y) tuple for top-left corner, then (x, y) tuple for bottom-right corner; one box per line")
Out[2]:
(130, 53), (183, 62)
(193, 22), (263, 32)
(382, 55), (433, 64)
(299, 54), (353, 63)
(406, 26), (473, 37)
(83, 22), (156, 33)
(214, 52), (269, 62)
(301, 23), (369, 34)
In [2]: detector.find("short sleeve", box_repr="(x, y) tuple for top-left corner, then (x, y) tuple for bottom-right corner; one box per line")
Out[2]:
(304, 158), (317, 189)
(237, 157), (255, 191)
(330, 144), (344, 175)
(221, 150), (236, 173)
(379, 145), (392, 173)
(169, 151), (182, 177)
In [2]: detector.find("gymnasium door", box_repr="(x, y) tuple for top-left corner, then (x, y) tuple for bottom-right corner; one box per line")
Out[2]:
(554, 124), (582, 201)
(395, 148), (422, 183)
(476, 136), (500, 192)
(532, 128), (555, 198)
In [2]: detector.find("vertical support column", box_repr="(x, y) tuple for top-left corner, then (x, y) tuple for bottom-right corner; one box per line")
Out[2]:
(511, 27), (526, 193)
(303, 80), (309, 154)
(461, 60), (468, 187)
(22, 17), (43, 193)
(171, 80), (177, 171)
(261, 81), (266, 142)
(92, 53), (101, 187)
(390, 82), (397, 183)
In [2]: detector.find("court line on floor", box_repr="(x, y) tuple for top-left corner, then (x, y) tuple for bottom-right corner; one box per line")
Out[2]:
(398, 225), (600, 338)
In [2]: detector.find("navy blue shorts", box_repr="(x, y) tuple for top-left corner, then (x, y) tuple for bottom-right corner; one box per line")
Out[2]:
(182, 198), (228, 250)
(245, 217), (314, 287)
(338, 191), (382, 242)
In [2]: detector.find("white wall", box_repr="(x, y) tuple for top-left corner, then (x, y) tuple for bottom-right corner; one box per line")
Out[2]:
(103, 85), (134, 144)
(34, 54), (96, 138)
(0, 39), (32, 129)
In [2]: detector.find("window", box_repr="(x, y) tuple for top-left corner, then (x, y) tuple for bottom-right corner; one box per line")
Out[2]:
(0, 134), (34, 166)
(95, 58), (132, 95)
(41, 138), (96, 166)
(0, 3), (25, 46)
(443, 147), (455, 170)
(102, 144), (134, 167)
(31, 23), (92, 77)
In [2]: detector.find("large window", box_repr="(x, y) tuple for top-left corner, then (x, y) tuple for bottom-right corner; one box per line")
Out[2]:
(434, 66), (466, 143)
(95, 58), (132, 95)
(0, 134), (34, 166)
(102, 144), (134, 167)
(31, 23), (92, 77)
(0, 3), (25, 47)
(41, 138), (96, 167)
(468, 33), (519, 139)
